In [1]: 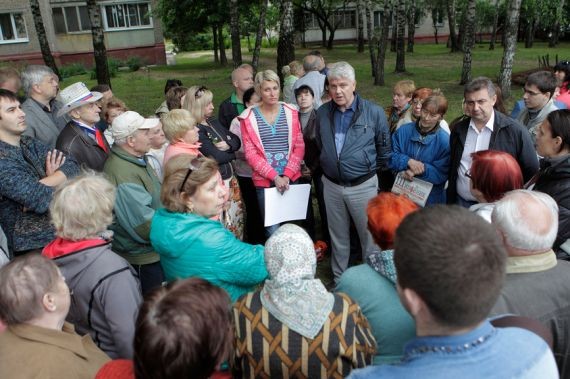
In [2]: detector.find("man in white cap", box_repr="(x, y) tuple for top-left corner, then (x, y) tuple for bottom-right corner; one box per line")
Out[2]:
(56, 82), (109, 171)
(103, 111), (163, 294)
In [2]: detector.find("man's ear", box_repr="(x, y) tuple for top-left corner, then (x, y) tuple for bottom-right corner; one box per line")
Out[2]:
(42, 292), (57, 313)
(400, 287), (425, 318)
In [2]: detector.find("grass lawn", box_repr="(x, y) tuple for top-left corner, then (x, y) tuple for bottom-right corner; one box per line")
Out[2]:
(63, 41), (570, 121)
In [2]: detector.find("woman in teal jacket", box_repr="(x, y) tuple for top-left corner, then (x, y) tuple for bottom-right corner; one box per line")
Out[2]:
(150, 155), (268, 302)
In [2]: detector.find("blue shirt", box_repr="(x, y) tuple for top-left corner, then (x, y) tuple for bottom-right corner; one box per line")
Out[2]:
(348, 321), (558, 379)
(333, 95), (358, 157)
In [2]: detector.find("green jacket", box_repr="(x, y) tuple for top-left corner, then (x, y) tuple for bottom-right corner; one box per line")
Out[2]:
(104, 145), (162, 265)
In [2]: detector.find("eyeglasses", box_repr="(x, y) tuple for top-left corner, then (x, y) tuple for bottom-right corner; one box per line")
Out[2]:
(179, 158), (203, 192)
(420, 109), (440, 119)
(195, 86), (207, 98)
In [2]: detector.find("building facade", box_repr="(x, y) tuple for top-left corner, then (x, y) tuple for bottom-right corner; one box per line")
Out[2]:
(0, 0), (166, 67)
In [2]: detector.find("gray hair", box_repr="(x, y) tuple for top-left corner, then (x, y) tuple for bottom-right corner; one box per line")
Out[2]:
(464, 76), (496, 97)
(327, 61), (355, 82)
(492, 190), (559, 252)
(21, 65), (54, 95)
(303, 55), (321, 72)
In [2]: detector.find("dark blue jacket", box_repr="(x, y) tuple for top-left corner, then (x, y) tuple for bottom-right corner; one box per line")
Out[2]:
(317, 95), (391, 182)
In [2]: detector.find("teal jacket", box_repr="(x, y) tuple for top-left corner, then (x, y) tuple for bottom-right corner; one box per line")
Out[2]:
(150, 209), (268, 302)
(104, 145), (162, 265)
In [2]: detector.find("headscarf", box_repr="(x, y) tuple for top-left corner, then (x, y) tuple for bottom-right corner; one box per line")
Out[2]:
(260, 224), (334, 339)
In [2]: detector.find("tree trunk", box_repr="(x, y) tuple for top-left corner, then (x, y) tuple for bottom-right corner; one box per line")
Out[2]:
(459, 0), (476, 85)
(218, 24), (228, 66)
(252, 0), (268, 73)
(489, 0), (500, 50)
(326, 21), (336, 49)
(395, 1), (406, 73)
(499, 0), (523, 99)
(320, 21), (327, 47)
(230, 0), (242, 67)
(277, 0), (295, 85)
(407, 0), (416, 52)
(390, 3), (397, 52)
(549, 0), (565, 47)
(366, 0), (377, 77)
(86, 0), (110, 86)
(524, 18), (534, 48)
(357, 0), (365, 53)
(30, 0), (60, 79)
(446, 0), (459, 52)
(375, 0), (391, 85)
(213, 25), (219, 63)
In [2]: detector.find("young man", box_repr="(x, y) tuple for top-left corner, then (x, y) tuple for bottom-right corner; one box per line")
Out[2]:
(517, 70), (559, 141)
(349, 205), (558, 378)
(218, 66), (254, 129)
(0, 89), (79, 255)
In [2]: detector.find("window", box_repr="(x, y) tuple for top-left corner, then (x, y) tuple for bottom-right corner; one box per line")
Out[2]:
(0, 12), (28, 43)
(103, 2), (151, 30)
(52, 6), (91, 34)
(332, 10), (356, 29)
(373, 11), (393, 29)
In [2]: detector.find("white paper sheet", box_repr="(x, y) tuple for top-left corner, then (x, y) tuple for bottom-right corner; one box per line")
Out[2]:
(264, 184), (311, 226)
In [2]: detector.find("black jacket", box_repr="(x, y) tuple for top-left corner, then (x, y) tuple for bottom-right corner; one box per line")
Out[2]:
(447, 111), (539, 204)
(197, 118), (241, 180)
(56, 121), (110, 171)
(533, 156), (570, 255)
(302, 109), (321, 175)
(218, 96), (239, 130)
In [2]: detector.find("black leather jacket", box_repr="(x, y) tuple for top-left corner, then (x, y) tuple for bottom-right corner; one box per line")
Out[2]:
(56, 121), (110, 171)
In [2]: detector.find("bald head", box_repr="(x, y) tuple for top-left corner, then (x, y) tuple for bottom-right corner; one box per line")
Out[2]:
(303, 54), (323, 72)
(492, 190), (558, 254)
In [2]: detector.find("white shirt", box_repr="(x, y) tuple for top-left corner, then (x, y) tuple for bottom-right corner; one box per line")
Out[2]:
(456, 112), (495, 201)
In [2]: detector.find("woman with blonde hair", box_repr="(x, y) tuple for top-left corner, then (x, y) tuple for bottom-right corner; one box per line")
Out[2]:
(42, 172), (142, 359)
(161, 109), (201, 164)
(239, 70), (305, 237)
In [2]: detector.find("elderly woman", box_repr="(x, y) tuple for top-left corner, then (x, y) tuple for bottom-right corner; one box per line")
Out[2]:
(146, 119), (168, 180)
(185, 85), (244, 238)
(390, 94), (451, 205)
(468, 150), (523, 222)
(100, 96), (128, 145)
(233, 224), (376, 377)
(282, 60), (304, 103)
(240, 70), (305, 236)
(410, 88), (450, 133)
(530, 109), (570, 258)
(337, 193), (418, 365)
(162, 109), (201, 164)
(150, 155), (267, 302)
(0, 254), (110, 378)
(42, 172), (142, 359)
(387, 80), (415, 133)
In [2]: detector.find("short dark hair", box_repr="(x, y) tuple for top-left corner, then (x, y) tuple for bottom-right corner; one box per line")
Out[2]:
(166, 86), (188, 110)
(294, 84), (314, 99)
(554, 60), (570, 85)
(546, 109), (570, 151)
(464, 76), (496, 97)
(242, 87), (256, 106)
(134, 277), (232, 379)
(90, 84), (111, 93)
(394, 205), (506, 328)
(526, 71), (558, 97)
(0, 88), (19, 103)
(164, 79), (183, 95)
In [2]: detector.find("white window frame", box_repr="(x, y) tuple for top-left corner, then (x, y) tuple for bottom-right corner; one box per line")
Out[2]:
(0, 12), (28, 44)
(52, 4), (91, 35)
(101, 1), (153, 32)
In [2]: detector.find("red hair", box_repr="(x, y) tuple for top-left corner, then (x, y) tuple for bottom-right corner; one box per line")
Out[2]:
(367, 193), (419, 250)
(412, 87), (433, 101)
(470, 150), (523, 202)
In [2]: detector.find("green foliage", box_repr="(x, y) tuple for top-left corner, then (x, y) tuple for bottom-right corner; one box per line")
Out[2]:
(89, 58), (121, 80)
(59, 63), (87, 79)
(126, 56), (147, 72)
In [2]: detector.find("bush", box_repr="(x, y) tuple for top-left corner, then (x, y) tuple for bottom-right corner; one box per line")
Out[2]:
(126, 56), (146, 72)
(89, 58), (121, 80)
(59, 63), (87, 79)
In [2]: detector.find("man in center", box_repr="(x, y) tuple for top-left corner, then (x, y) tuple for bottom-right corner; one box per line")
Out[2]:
(316, 61), (391, 283)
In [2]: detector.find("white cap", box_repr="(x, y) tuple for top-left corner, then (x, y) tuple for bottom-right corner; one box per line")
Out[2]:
(111, 111), (159, 140)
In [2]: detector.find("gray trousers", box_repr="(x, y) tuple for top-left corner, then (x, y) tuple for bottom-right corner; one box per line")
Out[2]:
(323, 175), (378, 282)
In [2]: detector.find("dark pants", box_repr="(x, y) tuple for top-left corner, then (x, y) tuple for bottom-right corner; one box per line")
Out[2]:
(236, 175), (265, 244)
(132, 261), (164, 295)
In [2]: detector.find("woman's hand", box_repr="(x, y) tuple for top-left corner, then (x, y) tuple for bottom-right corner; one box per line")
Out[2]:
(214, 141), (230, 151)
(45, 150), (65, 176)
(274, 175), (290, 194)
(407, 159), (425, 175)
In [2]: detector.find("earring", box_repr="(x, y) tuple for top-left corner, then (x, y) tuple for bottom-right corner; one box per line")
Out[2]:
(188, 203), (194, 213)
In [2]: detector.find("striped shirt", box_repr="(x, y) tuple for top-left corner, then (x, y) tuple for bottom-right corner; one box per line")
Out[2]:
(255, 106), (289, 175)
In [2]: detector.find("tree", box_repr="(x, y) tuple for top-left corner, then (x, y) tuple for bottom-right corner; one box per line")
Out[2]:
(357, 0), (365, 53)
(230, 0), (242, 67)
(459, 0), (476, 84)
(498, 0), (523, 99)
(365, 0), (377, 77)
(86, 0), (111, 86)
(252, 0), (269, 72)
(29, 0), (60, 79)
(549, 0), (566, 47)
(489, 0), (501, 50)
(372, 0), (392, 85)
(407, 0), (417, 52)
(446, 0), (460, 52)
(395, 1), (407, 72)
(294, 0), (350, 49)
(218, 24), (228, 66)
(277, 0), (295, 84)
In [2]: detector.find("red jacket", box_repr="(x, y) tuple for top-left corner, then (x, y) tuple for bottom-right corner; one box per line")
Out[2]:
(239, 103), (305, 187)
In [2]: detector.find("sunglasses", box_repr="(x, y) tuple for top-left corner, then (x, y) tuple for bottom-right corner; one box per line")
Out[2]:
(179, 158), (204, 192)
(195, 86), (207, 98)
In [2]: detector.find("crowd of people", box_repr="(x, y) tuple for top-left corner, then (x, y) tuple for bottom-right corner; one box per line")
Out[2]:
(0, 55), (569, 378)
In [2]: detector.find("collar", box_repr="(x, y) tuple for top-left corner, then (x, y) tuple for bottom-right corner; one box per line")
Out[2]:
(469, 110), (495, 133)
(42, 237), (110, 259)
(332, 93), (359, 113)
(506, 250), (557, 274)
(9, 322), (92, 359)
(31, 97), (55, 113)
(230, 92), (243, 105)
(72, 119), (96, 132)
